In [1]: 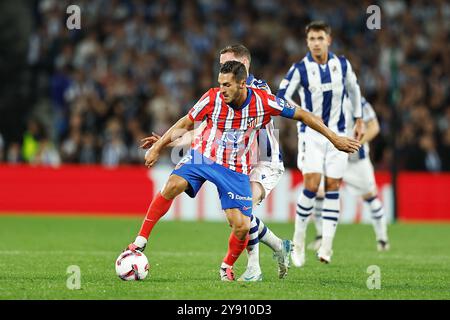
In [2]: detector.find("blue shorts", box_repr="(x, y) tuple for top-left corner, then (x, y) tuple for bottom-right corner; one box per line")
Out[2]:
(172, 150), (253, 217)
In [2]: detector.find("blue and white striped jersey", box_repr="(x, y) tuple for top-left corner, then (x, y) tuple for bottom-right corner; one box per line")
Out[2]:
(346, 96), (377, 161)
(277, 52), (362, 134)
(247, 73), (272, 93)
(247, 74), (284, 167)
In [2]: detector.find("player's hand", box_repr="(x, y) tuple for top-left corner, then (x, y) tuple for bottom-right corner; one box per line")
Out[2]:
(353, 118), (365, 142)
(144, 145), (160, 168)
(332, 135), (361, 153)
(140, 132), (161, 149)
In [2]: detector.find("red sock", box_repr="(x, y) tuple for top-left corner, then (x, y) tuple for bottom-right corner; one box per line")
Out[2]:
(138, 192), (173, 239)
(223, 232), (249, 266)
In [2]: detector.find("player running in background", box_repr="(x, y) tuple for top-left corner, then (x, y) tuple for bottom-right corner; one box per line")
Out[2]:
(307, 97), (390, 252)
(277, 21), (365, 266)
(140, 44), (294, 282)
(126, 60), (361, 281)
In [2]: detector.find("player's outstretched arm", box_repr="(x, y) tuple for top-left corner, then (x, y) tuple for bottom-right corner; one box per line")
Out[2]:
(141, 121), (208, 149)
(144, 115), (194, 168)
(141, 131), (192, 149)
(292, 107), (361, 153)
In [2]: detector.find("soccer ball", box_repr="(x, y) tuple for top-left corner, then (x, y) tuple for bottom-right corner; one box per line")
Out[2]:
(115, 250), (149, 281)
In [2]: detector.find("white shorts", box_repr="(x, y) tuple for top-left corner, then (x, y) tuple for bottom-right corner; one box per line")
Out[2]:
(301, 129), (349, 179)
(343, 157), (377, 196)
(249, 162), (284, 204)
(297, 132), (305, 171)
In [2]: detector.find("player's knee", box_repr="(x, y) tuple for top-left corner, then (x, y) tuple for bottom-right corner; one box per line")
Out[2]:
(363, 191), (377, 200)
(303, 174), (321, 193)
(162, 177), (187, 199)
(251, 182), (265, 205)
(325, 180), (341, 191)
(231, 218), (250, 239)
(233, 225), (249, 240)
(303, 183), (319, 194)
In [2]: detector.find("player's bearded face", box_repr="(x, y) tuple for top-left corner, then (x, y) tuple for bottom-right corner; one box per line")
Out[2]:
(218, 73), (245, 104)
(307, 30), (331, 58)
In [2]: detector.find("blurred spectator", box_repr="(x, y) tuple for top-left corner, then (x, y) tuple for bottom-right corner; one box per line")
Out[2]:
(439, 128), (450, 171)
(79, 132), (98, 164)
(21, 118), (44, 163)
(32, 136), (61, 167)
(0, 0), (446, 172)
(421, 135), (442, 172)
(7, 143), (22, 164)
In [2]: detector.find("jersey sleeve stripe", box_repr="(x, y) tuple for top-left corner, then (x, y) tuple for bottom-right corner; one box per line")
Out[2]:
(268, 99), (283, 111)
(190, 96), (210, 119)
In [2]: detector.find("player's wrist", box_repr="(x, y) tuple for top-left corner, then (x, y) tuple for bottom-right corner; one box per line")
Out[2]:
(152, 141), (164, 152)
(329, 131), (339, 144)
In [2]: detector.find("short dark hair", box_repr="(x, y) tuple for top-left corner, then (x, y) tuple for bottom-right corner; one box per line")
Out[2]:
(219, 44), (251, 64)
(219, 60), (247, 83)
(305, 21), (331, 36)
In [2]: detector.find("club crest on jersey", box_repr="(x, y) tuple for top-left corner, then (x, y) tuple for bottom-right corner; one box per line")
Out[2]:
(247, 117), (257, 128)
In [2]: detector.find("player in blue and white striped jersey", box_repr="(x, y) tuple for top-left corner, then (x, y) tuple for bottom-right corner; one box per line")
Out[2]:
(344, 97), (390, 251)
(277, 21), (365, 265)
(306, 96), (390, 252)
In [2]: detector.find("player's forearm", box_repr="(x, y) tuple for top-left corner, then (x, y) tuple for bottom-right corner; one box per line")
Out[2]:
(153, 115), (194, 151)
(167, 130), (195, 148)
(360, 119), (379, 144)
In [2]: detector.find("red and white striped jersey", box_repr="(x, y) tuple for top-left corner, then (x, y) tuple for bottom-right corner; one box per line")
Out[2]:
(188, 87), (289, 174)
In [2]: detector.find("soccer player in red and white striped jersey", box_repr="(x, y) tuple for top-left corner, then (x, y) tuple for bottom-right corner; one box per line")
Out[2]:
(126, 61), (360, 281)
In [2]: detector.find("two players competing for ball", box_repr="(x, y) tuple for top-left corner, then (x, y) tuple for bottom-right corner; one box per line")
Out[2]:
(138, 45), (296, 281)
(125, 59), (360, 280)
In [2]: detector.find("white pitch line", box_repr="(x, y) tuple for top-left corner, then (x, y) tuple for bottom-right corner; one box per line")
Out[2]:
(0, 250), (222, 257)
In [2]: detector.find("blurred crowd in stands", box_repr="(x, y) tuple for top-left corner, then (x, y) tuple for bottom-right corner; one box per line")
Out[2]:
(0, 0), (449, 171)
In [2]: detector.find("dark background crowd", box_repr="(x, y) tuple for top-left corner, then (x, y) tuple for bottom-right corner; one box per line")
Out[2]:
(0, 0), (449, 171)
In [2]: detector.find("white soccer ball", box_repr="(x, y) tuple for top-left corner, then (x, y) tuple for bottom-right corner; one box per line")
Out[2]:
(115, 250), (149, 281)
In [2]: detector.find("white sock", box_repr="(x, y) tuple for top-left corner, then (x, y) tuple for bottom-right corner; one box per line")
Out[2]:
(294, 189), (317, 250)
(366, 196), (388, 242)
(247, 215), (260, 269)
(313, 197), (324, 237)
(256, 216), (282, 252)
(321, 191), (340, 254)
(134, 235), (147, 248)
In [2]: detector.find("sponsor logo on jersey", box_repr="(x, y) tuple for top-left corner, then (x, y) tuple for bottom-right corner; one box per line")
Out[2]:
(227, 192), (252, 201)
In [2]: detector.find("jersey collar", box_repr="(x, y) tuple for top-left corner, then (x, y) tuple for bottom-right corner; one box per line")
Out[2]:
(307, 51), (335, 63)
(246, 73), (255, 86)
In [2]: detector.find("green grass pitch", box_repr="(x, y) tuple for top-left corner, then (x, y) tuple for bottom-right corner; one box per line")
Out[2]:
(0, 214), (449, 300)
